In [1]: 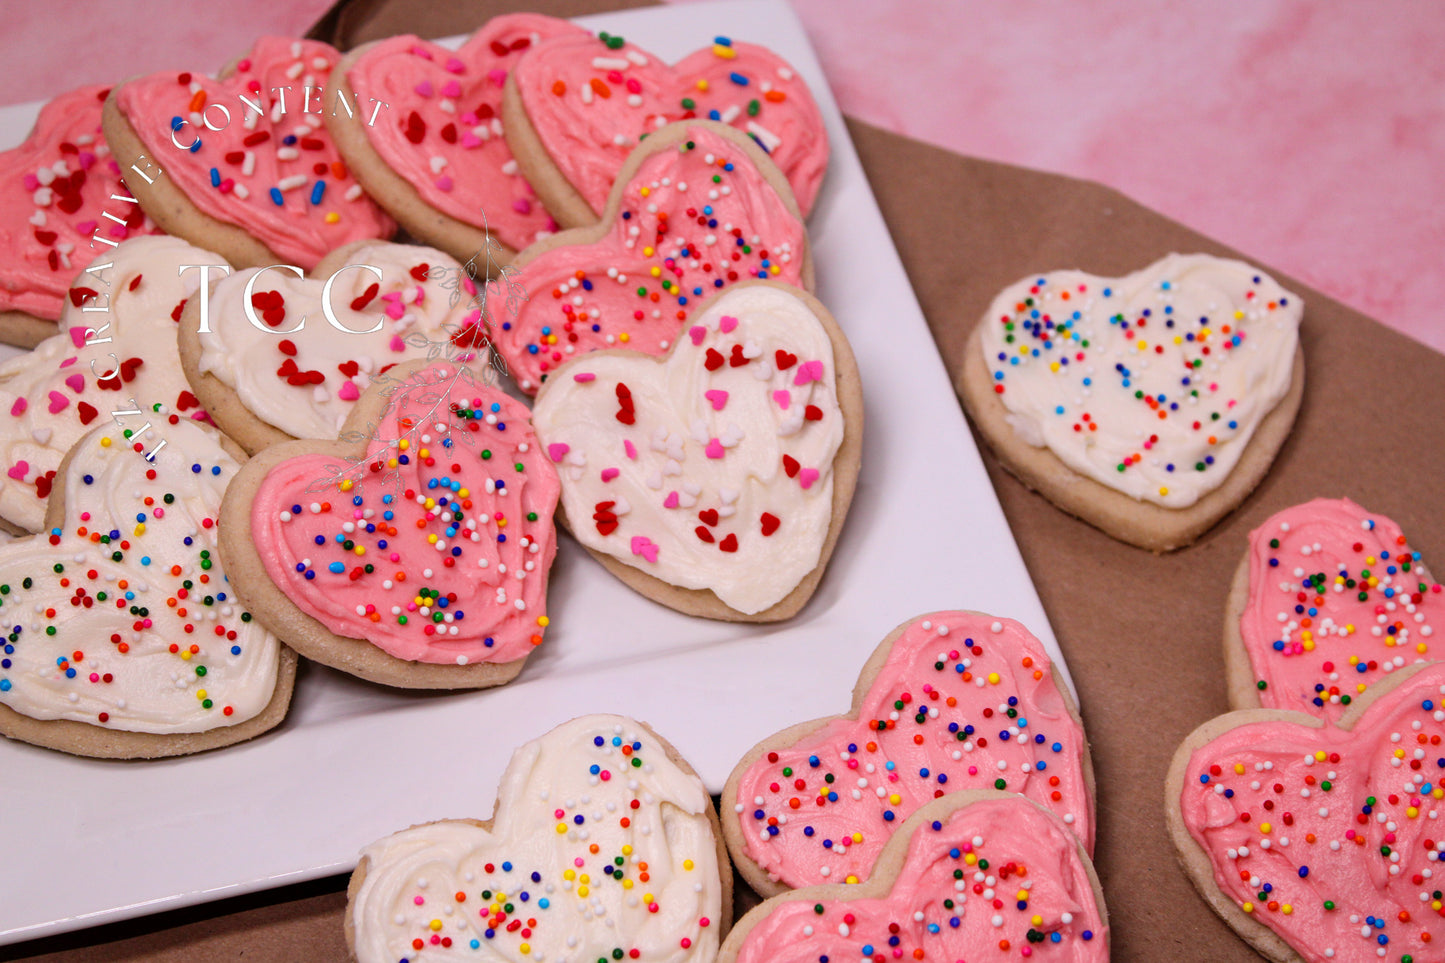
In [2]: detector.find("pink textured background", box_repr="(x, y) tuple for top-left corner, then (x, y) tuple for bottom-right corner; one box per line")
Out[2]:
(2, 0), (1440, 350)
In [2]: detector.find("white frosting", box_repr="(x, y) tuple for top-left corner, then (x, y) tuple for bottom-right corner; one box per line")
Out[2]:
(531, 285), (844, 614)
(196, 241), (490, 439)
(350, 714), (723, 963)
(0, 234), (224, 531)
(0, 420), (281, 732)
(978, 252), (1302, 507)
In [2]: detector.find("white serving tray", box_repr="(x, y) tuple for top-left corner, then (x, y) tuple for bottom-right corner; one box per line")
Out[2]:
(0, 0), (1066, 945)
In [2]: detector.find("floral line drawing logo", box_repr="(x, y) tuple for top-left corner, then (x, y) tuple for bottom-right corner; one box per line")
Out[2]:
(303, 216), (529, 497)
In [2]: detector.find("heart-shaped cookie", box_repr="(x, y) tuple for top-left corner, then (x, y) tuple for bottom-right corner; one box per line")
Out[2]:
(103, 36), (395, 271)
(722, 611), (1094, 898)
(1168, 660), (1445, 963)
(490, 121), (811, 396)
(719, 791), (1109, 963)
(1224, 497), (1440, 722)
(530, 280), (858, 621)
(959, 253), (1306, 552)
(0, 234), (220, 533)
(0, 83), (162, 347)
(327, 14), (586, 262)
(219, 359), (558, 689)
(178, 239), (491, 454)
(0, 418), (294, 758)
(504, 28), (827, 227)
(346, 713), (730, 963)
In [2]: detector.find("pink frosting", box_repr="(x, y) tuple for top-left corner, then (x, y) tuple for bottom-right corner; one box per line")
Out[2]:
(735, 797), (1107, 963)
(1239, 497), (1439, 722)
(513, 32), (828, 218)
(344, 16), (585, 253)
(734, 613), (1093, 891)
(249, 363), (559, 665)
(1178, 661), (1445, 963)
(116, 37), (394, 269)
(490, 124), (807, 394)
(0, 84), (162, 320)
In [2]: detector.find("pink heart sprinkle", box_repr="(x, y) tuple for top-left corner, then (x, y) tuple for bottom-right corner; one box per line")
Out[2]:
(719, 315), (738, 333)
(624, 439), (637, 460)
(630, 536), (659, 564)
(663, 491), (679, 509)
(704, 438), (725, 459)
(793, 360), (824, 386)
(488, 69), (507, 87)
(773, 389), (791, 409)
(705, 389), (728, 411)
(389, 334), (406, 352)
(461, 134), (483, 149)
(512, 199), (532, 214)
(445, 57), (465, 74)
(442, 80), (462, 98)
(600, 467), (619, 482)
(68, 327), (89, 348)
(9, 398), (26, 416)
(58, 357), (77, 368)
(338, 381), (361, 402)
(547, 443), (570, 463)
(689, 326), (707, 346)
(64, 373), (85, 393)
(414, 80), (434, 97)
(77, 153), (96, 171)
(22, 174), (38, 191)
(798, 467), (820, 489)
(385, 301), (405, 320)
(47, 391), (69, 414)
(7, 461), (28, 480)
(573, 372), (596, 382)
(75, 220), (96, 235)
(436, 176), (454, 192)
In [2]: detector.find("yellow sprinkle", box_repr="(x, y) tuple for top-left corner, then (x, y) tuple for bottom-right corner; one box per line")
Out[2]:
(497, 517), (507, 528)
(387, 458), (399, 468)
(1408, 806), (1420, 818)
(580, 874), (589, 885)
(428, 534), (439, 545)
(1236, 762), (1248, 773)
(1200, 327), (1212, 338)
(425, 497), (436, 509)
(769, 264), (781, 275)
(621, 878), (633, 890)
(1049, 362), (1060, 373)
(1395, 748), (1406, 759)
(546, 334), (557, 345)
(1349, 655), (1360, 665)
(519, 944), (530, 956)
(1137, 339), (1147, 350)
(577, 885), (589, 898)
(1302, 639), (1315, 652)
(556, 823), (568, 834)
(181, 650), (192, 661)
(888, 794), (901, 805)
(196, 688), (207, 699)
(1260, 822), (1272, 834)
(418, 448), (430, 459)
(1314, 751), (1327, 762)
(339, 479), (353, 492)
(965, 853), (977, 865)
(1159, 487), (1169, 497)
(650, 267), (662, 277)
(619, 333), (630, 343)
(1173, 335), (1183, 345)
(987, 672), (1000, 685)
(563, 869), (575, 880)
(643, 246), (655, 257)
(538, 616), (550, 627)
(133, 523), (146, 536)
(1242, 902), (1254, 914)
(851, 832), (862, 844)
(1031, 914), (1043, 926)
(640, 187), (650, 197)
(1357, 683), (1367, 693)
(325, 211), (340, 224)
(712, 44), (736, 59)
(1281, 904), (1293, 915)
(844, 875), (858, 885)
(399, 439), (410, 451)
(353, 545), (365, 556)
(1234, 310), (1245, 320)
(458, 488), (469, 498)
(429, 919), (443, 932)
(683, 859), (694, 871)
(100, 437), (112, 448)
(696, 79), (710, 91)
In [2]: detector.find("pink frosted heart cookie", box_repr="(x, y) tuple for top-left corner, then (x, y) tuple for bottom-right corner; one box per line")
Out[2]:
(219, 359), (559, 688)
(490, 121), (811, 395)
(960, 253), (1306, 552)
(177, 239), (491, 455)
(0, 419), (294, 758)
(328, 14), (586, 262)
(505, 28), (827, 227)
(718, 792), (1109, 963)
(346, 714), (730, 963)
(0, 84), (163, 347)
(1224, 497), (1439, 722)
(103, 36), (395, 271)
(1168, 660), (1445, 963)
(530, 281), (858, 621)
(0, 234), (221, 533)
(722, 611), (1094, 898)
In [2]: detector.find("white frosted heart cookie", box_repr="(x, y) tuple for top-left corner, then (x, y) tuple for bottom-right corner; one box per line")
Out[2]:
(178, 239), (491, 454)
(346, 713), (730, 963)
(960, 253), (1305, 551)
(0, 234), (222, 533)
(530, 280), (860, 621)
(0, 419), (293, 758)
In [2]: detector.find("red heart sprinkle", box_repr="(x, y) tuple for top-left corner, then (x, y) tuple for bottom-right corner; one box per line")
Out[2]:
(718, 533), (738, 553)
(760, 513), (780, 536)
(698, 509), (718, 527)
(775, 350), (797, 370)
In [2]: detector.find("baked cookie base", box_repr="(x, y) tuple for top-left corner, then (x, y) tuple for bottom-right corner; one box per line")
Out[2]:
(959, 324), (1306, 552)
